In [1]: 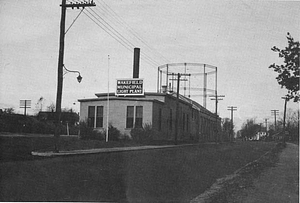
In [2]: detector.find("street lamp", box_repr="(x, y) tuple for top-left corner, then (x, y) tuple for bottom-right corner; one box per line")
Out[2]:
(54, 64), (82, 152)
(63, 64), (82, 83)
(54, 0), (95, 153)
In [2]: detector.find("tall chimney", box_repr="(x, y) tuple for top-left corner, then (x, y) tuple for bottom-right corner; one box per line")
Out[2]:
(133, 47), (140, 78)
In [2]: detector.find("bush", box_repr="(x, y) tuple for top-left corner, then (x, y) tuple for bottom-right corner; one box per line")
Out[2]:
(130, 123), (154, 142)
(79, 121), (105, 141)
(79, 122), (126, 142)
(130, 127), (144, 142)
(0, 113), (79, 135)
(119, 133), (132, 141)
(107, 125), (121, 141)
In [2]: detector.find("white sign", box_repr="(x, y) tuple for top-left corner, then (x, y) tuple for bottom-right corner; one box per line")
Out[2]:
(116, 78), (144, 96)
(20, 100), (31, 108)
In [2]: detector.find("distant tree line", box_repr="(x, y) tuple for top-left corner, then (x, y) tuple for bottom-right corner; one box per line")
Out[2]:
(238, 109), (299, 141)
(221, 118), (234, 142)
(0, 107), (79, 135)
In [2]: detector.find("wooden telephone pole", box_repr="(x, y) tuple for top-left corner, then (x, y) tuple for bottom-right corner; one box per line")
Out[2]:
(210, 95), (224, 142)
(271, 110), (279, 132)
(174, 73), (191, 145)
(54, 0), (96, 152)
(227, 106), (237, 142)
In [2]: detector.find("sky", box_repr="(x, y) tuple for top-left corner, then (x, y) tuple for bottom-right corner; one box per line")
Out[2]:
(0, 0), (299, 130)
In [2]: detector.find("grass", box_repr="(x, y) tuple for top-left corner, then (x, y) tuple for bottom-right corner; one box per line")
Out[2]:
(194, 142), (286, 203)
(0, 133), (196, 162)
(0, 134), (278, 202)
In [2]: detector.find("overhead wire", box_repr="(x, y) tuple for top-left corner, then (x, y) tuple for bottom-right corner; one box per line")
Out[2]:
(66, 0), (164, 68)
(94, 0), (168, 64)
(84, 8), (160, 67)
(88, 6), (161, 67)
(88, 7), (136, 48)
(83, 10), (133, 52)
(95, 0), (170, 63)
(82, 12), (161, 71)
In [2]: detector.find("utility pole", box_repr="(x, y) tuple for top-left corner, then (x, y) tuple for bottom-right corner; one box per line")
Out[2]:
(174, 73), (180, 145)
(227, 106), (237, 142)
(210, 94), (225, 142)
(271, 110), (279, 132)
(54, 0), (96, 152)
(174, 73), (191, 145)
(281, 96), (289, 142)
(265, 118), (268, 132)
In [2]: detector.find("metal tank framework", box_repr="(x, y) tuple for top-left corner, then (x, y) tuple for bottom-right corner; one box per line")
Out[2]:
(157, 63), (218, 112)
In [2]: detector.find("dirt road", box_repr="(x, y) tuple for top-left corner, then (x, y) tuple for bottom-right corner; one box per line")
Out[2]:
(233, 142), (299, 203)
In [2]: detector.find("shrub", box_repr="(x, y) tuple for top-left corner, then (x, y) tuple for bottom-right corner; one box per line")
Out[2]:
(0, 113), (79, 135)
(130, 123), (154, 143)
(79, 121), (105, 141)
(107, 125), (121, 141)
(119, 133), (132, 141)
(130, 127), (144, 142)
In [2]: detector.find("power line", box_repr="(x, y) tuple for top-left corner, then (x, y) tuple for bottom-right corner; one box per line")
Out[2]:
(87, 7), (160, 67)
(95, 0), (170, 63)
(88, 8), (136, 48)
(83, 9), (132, 52)
(83, 8), (160, 68)
(68, 0), (166, 68)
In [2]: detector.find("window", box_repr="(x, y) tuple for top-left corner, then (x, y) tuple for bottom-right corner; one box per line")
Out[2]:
(126, 106), (134, 128)
(169, 109), (172, 130)
(96, 106), (103, 127)
(88, 106), (95, 127)
(135, 106), (143, 128)
(158, 108), (162, 131)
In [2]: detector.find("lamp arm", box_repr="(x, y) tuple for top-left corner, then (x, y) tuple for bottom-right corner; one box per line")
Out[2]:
(63, 64), (81, 75)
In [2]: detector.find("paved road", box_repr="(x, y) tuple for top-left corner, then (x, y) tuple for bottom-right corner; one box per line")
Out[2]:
(233, 143), (299, 203)
(1, 142), (277, 202)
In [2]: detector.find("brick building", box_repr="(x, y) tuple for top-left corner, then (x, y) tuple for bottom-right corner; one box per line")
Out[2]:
(78, 92), (220, 142)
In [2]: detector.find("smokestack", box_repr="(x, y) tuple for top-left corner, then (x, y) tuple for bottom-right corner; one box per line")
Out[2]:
(133, 47), (140, 78)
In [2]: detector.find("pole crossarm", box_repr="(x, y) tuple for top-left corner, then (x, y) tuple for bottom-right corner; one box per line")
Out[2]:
(169, 78), (188, 81)
(61, 1), (96, 9)
(210, 95), (225, 101)
(271, 110), (279, 115)
(209, 95), (225, 98)
(167, 73), (191, 76)
(227, 106), (237, 110)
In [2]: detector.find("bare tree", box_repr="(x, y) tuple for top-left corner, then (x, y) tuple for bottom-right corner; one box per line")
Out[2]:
(47, 102), (56, 112)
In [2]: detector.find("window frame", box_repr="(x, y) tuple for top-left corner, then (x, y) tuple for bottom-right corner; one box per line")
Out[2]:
(96, 106), (104, 128)
(87, 106), (95, 128)
(135, 106), (143, 128)
(126, 106), (134, 128)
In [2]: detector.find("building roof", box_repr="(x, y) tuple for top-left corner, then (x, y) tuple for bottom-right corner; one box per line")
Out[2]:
(78, 91), (217, 117)
(78, 92), (165, 104)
